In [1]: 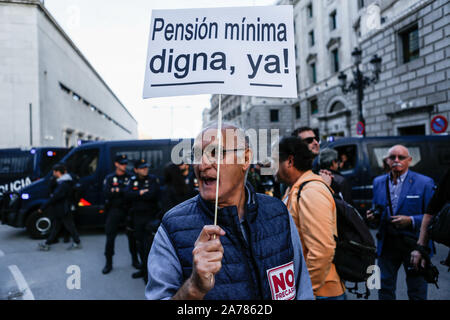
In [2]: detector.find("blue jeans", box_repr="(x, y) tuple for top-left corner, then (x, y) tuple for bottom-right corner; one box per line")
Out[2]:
(316, 293), (347, 300)
(378, 247), (427, 300)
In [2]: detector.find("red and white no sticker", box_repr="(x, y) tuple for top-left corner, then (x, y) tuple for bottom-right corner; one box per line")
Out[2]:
(267, 261), (296, 300)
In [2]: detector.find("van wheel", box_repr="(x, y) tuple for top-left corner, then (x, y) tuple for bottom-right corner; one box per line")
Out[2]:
(26, 211), (51, 239)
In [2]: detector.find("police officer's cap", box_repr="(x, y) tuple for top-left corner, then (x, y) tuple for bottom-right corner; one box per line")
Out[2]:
(115, 154), (128, 164)
(134, 159), (149, 169)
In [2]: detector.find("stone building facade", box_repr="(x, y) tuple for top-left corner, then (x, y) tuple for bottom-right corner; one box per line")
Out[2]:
(0, 0), (138, 148)
(359, 0), (450, 136)
(206, 94), (296, 137)
(206, 0), (449, 138)
(291, 0), (361, 138)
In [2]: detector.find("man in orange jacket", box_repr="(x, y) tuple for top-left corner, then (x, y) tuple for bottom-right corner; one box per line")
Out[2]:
(274, 136), (346, 300)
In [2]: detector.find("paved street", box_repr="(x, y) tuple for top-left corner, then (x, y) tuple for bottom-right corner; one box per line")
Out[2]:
(0, 224), (146, 300)
(0, 224), (449, 300)
(347, 230), (450, 300)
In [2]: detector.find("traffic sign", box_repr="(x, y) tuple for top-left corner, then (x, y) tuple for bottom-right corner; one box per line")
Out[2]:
(356, 121), (365, 135)
(431, 115), (448, 134)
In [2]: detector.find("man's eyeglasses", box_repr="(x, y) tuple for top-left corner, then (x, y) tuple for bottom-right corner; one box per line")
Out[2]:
(388, 155), (409, 161)
(302, 136), (320, 144)
(191, 147), (246, 162)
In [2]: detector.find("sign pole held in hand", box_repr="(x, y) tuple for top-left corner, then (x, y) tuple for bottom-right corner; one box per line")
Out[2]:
(213, 94), (222, 238)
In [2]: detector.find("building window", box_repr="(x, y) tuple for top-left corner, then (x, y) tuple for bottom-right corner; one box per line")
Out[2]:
(330, 101), (345, 113)
(294, 103), (301, 119)
(357, 0), (365, 10)
(309, 62), (317, 84)
(330, 11), (337, 30)
(58, 82), (131, 134)
(309, 30), (315, 47)
(59, 83), (71, 94)
(310, 98), (318, 115)
(400, 25), (419, 63)
(270, 109), (279, 122)
(331, 49), (340, 73)
(72, 93), (81, 101)
(307, 3), (313, 18)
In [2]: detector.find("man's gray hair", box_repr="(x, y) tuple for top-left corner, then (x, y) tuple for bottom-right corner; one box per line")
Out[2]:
(319, 148), (338, 169)
(200, 122), (251, 150)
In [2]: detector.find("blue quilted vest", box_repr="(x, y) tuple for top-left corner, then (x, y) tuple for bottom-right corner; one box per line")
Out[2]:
(161, 185), (294, 300)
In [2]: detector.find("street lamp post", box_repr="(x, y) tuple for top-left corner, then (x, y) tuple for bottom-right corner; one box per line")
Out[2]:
(338, 47), (382, 137)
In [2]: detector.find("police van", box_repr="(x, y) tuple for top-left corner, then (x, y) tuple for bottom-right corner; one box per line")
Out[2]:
(320, 135), (450, 213)
(1, 139), (190, 238)
(0, 147), (69, 194)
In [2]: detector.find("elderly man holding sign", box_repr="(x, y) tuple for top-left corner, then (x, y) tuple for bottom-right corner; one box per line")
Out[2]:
(146, 124), (313, 300)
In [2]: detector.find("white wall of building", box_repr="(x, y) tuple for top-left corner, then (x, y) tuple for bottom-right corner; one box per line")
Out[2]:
(0, 0), (138, 148)
(0, 2), (41, 148)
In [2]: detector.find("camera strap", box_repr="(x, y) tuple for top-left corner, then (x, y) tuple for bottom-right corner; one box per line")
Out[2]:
(385, 176), (394, 218)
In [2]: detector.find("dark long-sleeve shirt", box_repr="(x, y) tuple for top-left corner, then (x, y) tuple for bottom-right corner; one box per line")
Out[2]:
(124, 174), (160, 215)
(103, 171), (131, 209)
(40, 174), (73, 217)
(426, 167), (450, 215)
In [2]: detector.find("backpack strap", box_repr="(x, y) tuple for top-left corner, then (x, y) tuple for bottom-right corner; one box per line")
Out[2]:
(385, 175), (394, 217)
(296, 179), (333, 202)
(296, 179), (348, 292)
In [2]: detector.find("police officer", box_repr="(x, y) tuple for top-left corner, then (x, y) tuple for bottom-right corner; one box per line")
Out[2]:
(178, 162), (199, 195)
(102, 155), (140, 274)
(125, 159), (160, 283)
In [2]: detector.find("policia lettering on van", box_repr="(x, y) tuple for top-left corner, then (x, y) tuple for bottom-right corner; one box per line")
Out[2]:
(0, 148), (69, 193)
(0, 147), (69, 227)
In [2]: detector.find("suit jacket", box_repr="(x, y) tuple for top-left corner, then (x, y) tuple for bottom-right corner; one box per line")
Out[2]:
(372, 170), (435, 256)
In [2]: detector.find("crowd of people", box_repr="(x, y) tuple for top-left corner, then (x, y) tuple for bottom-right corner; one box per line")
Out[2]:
(36, 123), (449, 300)
(36, 154), (199, 284)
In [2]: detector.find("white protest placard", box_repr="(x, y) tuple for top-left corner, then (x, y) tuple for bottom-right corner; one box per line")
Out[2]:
(143, 6), (297, 99)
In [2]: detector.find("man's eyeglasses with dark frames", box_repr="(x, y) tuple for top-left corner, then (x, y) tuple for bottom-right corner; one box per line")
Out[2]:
(388, 155), (409, 161)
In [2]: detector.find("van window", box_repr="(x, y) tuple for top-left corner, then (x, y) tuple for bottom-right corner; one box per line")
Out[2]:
(65, 148), (99, 178)
(0, 153), (33, 175)
(142, 150), (163, 169)
(111, 149), (164, 171)
(334, 145), (357, 172)
(435, 144), (450, 165)
(39, 150), (69, 177)
(116, 151), (141, 172)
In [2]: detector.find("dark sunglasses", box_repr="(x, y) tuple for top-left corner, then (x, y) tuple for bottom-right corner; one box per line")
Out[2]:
(302, 136), (320, 144)
(388, 155), (409, 161)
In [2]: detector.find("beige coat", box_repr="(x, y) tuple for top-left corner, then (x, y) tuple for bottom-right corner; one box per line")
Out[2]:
(284, 170), (345, 298)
